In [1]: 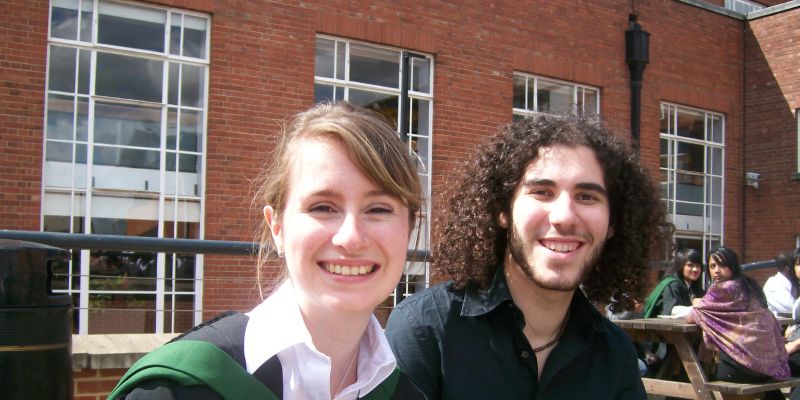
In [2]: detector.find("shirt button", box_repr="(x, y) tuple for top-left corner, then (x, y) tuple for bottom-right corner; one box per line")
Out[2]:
(521, 350), (530, 359)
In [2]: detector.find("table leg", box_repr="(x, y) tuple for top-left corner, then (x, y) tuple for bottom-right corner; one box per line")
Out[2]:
(664, 331), (714, 400)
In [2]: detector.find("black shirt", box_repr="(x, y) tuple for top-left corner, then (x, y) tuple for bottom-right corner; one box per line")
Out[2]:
(385, 268), (646, 400)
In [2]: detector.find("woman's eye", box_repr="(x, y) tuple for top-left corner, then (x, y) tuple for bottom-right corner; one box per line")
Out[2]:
(309, 204), (335, 213)
(367, 206), (393, 215)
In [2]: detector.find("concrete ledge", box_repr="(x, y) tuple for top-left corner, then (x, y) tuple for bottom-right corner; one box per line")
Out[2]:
(72, 333), (179, 370)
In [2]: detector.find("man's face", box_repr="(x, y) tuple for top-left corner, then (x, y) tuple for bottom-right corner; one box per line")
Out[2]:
(500, 145), (612, 292)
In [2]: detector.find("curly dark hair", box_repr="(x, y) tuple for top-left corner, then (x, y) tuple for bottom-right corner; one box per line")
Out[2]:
(434, 114), (672, 303)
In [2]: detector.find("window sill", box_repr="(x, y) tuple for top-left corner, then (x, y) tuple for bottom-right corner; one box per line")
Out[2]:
(72, 333), (179, 370)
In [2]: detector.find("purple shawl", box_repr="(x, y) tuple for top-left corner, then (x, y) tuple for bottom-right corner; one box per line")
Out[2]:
(689, 279), (790, 379)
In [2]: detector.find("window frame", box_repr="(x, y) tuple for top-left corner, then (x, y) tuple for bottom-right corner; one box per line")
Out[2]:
(659, 102), (725, 259)
(313, 35), (434, 304)
(43, 0), (210, 335)
(512, 72), (601, 118)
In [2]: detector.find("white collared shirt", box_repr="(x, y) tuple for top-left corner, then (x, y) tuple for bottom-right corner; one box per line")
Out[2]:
(764, 272), (795, 315)
(244, 282), (396, 400)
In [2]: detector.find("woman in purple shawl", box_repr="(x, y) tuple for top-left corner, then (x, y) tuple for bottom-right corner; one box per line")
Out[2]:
(688, 246), (789, 400)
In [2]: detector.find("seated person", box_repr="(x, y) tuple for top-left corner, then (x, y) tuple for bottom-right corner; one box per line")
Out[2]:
(765, 251), (800, 316)
(688, 246), (789, 400)
(643, 248), (704, 318)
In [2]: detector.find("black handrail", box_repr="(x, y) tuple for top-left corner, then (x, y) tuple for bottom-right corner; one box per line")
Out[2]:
(0, 230), (430, 260)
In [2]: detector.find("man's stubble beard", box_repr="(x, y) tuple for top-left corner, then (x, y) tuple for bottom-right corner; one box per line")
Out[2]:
(507, 223), (605, 292)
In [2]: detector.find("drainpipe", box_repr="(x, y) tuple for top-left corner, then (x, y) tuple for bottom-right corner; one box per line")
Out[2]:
(625, 14), (650, 151)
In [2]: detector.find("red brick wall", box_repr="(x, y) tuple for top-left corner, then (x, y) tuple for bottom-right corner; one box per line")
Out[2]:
(744, 8), (800, 277)
(73, 368), (126, 400)
(0, 0), (753, 317)
(0, 0), (49, 231)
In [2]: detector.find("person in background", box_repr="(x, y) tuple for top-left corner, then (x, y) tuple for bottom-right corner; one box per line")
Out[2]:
(107, 102), (426, 399)
(386, 115), (671, 399)
(764, 251), (800, 316)
(639, 248), (705, 376)
(643, 248), (705, 319)
(688, 246), (789, 400)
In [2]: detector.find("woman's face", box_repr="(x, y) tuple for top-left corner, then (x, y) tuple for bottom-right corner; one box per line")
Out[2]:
(265, 138), (411, 317)
(682, 261), (702, 283)
(794, 258), (800, 281)
(708, 256), (733, 284)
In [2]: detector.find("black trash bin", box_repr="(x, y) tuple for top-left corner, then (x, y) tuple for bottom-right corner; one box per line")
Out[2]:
(0, 239), (73, 400)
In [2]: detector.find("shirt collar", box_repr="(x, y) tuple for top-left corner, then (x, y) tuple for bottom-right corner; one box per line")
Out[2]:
(459, 264), (607, 335)
(243, 281), (396, 399)
(460, 266), (513, 317)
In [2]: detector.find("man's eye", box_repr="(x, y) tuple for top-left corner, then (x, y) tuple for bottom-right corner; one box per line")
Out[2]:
(576, 193), (600, 202)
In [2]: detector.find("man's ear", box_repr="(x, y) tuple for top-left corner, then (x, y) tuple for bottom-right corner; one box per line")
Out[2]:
(264, 205), (283, 252)
(606, 225), (615, 240)
(498, 211), (509, 229)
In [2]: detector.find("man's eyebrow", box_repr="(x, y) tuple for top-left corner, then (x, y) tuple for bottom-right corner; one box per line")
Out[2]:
(521, 178), (608, 196)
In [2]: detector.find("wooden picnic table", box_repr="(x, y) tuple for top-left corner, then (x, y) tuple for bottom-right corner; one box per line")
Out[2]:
(616, 317), (797, 400)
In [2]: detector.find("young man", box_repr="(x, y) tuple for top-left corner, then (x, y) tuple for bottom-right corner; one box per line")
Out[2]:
(385, 115), (671, 399)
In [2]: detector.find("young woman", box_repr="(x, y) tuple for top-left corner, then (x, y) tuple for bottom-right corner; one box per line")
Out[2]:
(765, 251), (800, 315)
(688, 246), (789, 400)
(642, 248), (705, 318)
(108, 102), (426, 399)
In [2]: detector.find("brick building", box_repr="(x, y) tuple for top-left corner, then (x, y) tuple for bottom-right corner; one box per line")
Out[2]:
(1, 0), (800, 397)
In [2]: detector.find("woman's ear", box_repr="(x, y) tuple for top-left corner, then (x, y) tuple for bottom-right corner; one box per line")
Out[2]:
(264, 205), (283, 252)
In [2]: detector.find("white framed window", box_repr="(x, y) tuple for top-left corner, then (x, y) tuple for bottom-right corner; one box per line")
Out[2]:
(44, 0), (210, 335)
(724, 0), (764, 14)
(314, 36), (433, 304)
(513, 73), (600, 119)
(660, 103), (725, 259)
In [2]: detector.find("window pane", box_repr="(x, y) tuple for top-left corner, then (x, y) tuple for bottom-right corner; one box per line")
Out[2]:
(168, 63), (179, 105)
(94, 102), (161, 148)
(46, 140), (73, 163)
(78, 49), (90, 95)
(675, 141), (704, 173)
(708, 205), (722, 234)
(94, 146), (160, 170)
(336, 41), (346, 80)
(583, 88), (598, 115)
(660, 104), (671, 133)
(88, 293), (155, 334)
(411, 135), (429, 173)
(314, 83), (334, 104)
(51, 0), (79, 40)
(178, 153), (198, 173)
(710, 115), (723, 143)
(513, 75), (525, 109)
(91, 197), (159, 225)
(349, 44), (399, 88)
(183, 15), (207, 59)
(676, 201), (703, 217)
(708, 147), (723, 176)
(675, 172), (704, 204)
(49, 45), (77, 93)
(96, 52), (163, 102)
(659, 138), (670, 169)
(181, 64), (204, 107)
(98, 1), (166, 52)
(411, 99), (430, 137)
(659, 169), (673, 200)
(169, 14), (181, 56)
(167, 108), (178, 149)
(164, 200), (201, 225)
(411, 57), (431, 94)
(348, 89), (398, 127)
(676, 109), (704, 140)
(315, 37), (335, 78)
(164, 294), (195, 333)
(47, 94), (75, 140)
(180, 110), (202, 152)
(537, 79), (573, 114)
(79, 0), (93, 42)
